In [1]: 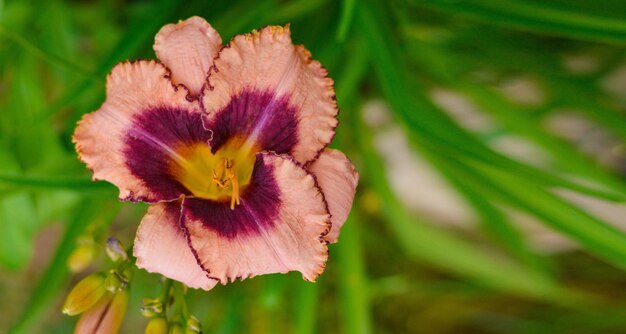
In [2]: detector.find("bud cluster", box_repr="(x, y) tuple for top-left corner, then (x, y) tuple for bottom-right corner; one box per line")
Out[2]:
(141, 281), (203, 334)
(62, 237), (131, 334)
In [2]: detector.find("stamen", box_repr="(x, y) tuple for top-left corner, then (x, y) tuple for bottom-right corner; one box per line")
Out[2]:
(174, 138), (256, 206)
(227, 167), (239, 210)
(210, 158), (240, 210)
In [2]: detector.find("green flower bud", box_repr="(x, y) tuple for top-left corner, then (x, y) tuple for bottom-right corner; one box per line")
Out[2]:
(62, 273), (106, 316)
(185, 315), (202, 333)
(106, 237), (128, 262)
(105, 269), (129, 293)
(141, 297), (164, 318)
(145, 317), (169, 334)
(168, 323), (184, 334)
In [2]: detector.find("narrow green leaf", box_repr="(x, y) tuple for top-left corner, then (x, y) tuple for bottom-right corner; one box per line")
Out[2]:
(330, 36), (372, 334)
(0, 148), (38, 270)
(468, 159), (626, 271)
(434, 158), (548, 272)
(0, 174), (116, 195)
(336, 216), (372, 334)
(337, 0), (356, 42)
(269, 0), (328, 23)
(458, 83), (626, 199)
(356, 116), (573, 301)
(41, 0), (182, 121)
(357, 0), (626, 204)
(0, 25), (96, 79)
(294, 282), (319, 334)
(414, 0), (626, 43)
(0, 193), (37, 270)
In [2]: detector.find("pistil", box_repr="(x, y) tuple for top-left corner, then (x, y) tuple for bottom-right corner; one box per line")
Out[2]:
(211, 159), (240, 210)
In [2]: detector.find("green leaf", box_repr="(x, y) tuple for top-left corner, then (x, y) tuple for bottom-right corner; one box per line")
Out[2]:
(337, 0), (356, 42)
(458, 83), (626, 198)
(336, 216), (373, 334)
(414, 0), (626, 44)
(355, 2), (585, 299)
(0, 174), (116, 195)
(357, 0), (626, 203)
(0, 25), (96, 79)
(434, 158), (548, 272)
(468, 159), (626, 271)
(0, 193), (37, 270)
(0, 148), (38, 270)
(356, 115), (574, 301)
(41, 0), (182, 122)
(293, 281), (319, 334)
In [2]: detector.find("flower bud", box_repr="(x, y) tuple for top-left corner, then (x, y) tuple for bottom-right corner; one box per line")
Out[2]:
(62, 273), (106, 316)
(68, 243), (96, 273)
(74, 290), (129, 334)
(106, 237), (128, 262)
(145, 317), (169, 334)
(168, 323), (184, 334)
(185, 315), (202, 334)
(141, 298), (164, 318)
(105, 269), (129, 293)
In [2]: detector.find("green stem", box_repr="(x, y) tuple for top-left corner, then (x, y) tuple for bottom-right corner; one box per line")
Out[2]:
(336, 215), (371, 334)
(160, 279), (173, 315)
(294, 282), (319, 334)
(173, 282), (189, 321)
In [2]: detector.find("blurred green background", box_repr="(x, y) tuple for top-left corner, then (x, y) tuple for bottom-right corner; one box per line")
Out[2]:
(2, 0), (626, 333)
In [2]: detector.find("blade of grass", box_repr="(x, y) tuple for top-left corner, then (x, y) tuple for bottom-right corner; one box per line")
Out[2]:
(357, 0), (626, 203)
(435, 160), (549, 272)
(413, 0), (626, 43)
(419, 24), (626, 145)
(270, 0), (328, 23)
(336, 215), (371, 334)
(328, 38), (372, 334)
(356, 115), (575, 302)
(0, 174), (117, 195)
(465, 158), (626, 271)
(41, 0), (182, 122)
(258, 275), (285, 333)
(294, 281), (319, 334)
(458, 83), (626, 197)
(0, 192), (37, 270)
(211, 0), (275, 39)
(0, 25), (96, 79)
(0, 149), (38, 270)
(354, 1), (578, 300)
(337, 0), (356, 42)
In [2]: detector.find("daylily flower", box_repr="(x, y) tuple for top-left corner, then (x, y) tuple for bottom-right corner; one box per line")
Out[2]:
(73, 17), (358, 290)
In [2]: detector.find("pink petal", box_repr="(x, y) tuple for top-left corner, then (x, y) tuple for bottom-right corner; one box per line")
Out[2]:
(308, 149), (359, 243)
(133, 202), (218, 290)
(182, 153), (330, 284)
(154, 16), (222, 97)
(73, 60), (201, 202)
(202, 25), (337, 165)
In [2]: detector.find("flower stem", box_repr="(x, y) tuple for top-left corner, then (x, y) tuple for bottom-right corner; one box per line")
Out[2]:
(173, 282), (190, 320)
(160, 278), (173, 315)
